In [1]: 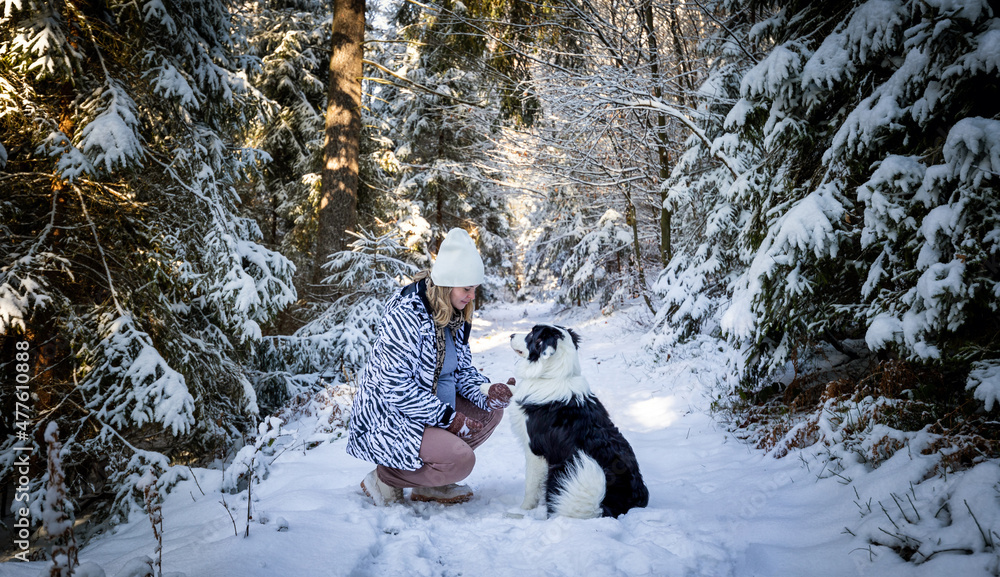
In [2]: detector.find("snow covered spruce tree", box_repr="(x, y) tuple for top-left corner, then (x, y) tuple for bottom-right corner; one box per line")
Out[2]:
(643, 4), (757, 351)
(0, 0), (295, 529)
(645, 85), (750, 350)
(241, 1), (528, 407)
(251, 229), (418, 413)
(238, 0), (331, 323)
(367, 0), (518, 300)
(42, 423), (77, 577)
(657, 0), (1000, 400)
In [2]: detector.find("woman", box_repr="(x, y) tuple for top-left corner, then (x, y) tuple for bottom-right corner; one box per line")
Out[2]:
(347, 228), (514, 505)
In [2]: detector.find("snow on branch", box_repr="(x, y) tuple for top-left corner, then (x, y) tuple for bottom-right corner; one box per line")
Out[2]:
(967, 360), (1000, 412)
(109, 450), (188, 525)
(78, 80), (145, 174)
(722, 181), (846, 341)
(0, 257), (58, 332)
(320, 229), (418, 289)
(148, 60), (200, 108)
(740, 44), (803, 101)
(39, 131), (95, 182)
(939, 117), (1000, 188)
(198, 217), (297, 343)
(85, 313), (196, 437)
(862, 117), (1000, 360)
(605, 97), (740, 179)
(8, 8), (78, 78)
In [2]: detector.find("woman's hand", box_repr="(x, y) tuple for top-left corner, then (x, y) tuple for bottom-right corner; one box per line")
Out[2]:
(486, 378), (514, 410)
(446, 412), (484, 439)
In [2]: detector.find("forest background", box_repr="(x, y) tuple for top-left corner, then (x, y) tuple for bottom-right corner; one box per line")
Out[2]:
(2, 0), (999, 569)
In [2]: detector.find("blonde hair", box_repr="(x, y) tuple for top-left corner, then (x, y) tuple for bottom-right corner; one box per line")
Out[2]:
(413, 270), (475, 327)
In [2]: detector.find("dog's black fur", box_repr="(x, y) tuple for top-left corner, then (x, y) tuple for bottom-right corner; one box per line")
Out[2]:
(521, 397), (649, 517)
(511, 324), (649, 518)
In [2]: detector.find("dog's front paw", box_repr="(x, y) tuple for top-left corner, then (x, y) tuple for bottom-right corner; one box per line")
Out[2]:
(520, 496), (540, 510)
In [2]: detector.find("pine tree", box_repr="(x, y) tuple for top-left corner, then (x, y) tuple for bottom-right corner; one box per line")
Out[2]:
(251, 229), (417, 413)
(313, 0), (364, 288)
(240, 0), (331, 248)
(656, 0), (1000, 396)
(645, 5), (755, 351)
(1, 0), (295, 526)
(239, 0), (332, 329)
(365, 0), (518, 300)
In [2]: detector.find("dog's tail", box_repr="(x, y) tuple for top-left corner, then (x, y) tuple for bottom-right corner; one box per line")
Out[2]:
(550, 453), (606, 519)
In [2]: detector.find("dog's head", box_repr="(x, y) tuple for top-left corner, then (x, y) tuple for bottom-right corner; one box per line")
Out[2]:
(510, 324), (582, 380)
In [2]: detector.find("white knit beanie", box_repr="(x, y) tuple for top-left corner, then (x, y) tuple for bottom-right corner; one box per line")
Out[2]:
(430, 228), (485, 287)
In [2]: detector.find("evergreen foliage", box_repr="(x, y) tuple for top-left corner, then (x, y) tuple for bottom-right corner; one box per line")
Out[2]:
(646, 14), (756, 350)
(249, 229), (417, 413)
(239, 0), (331, 308)
(364, 0), (519, 300)
(1, 0), (295, 529)
(650, 0), (1000, 401)
(4, 0), (997, 554)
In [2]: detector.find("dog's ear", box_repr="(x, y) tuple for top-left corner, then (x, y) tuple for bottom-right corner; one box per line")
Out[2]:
(565, 328), (581, 349)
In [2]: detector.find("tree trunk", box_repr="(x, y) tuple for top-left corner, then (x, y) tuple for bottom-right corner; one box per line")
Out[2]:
(669, 3), (696, 103)
(627, 193), (657, 315)
(642, 0), (673, 266)
(313, 0), (364, 292)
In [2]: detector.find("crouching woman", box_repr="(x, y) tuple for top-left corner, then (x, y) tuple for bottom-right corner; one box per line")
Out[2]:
(346, 228), (513, 505)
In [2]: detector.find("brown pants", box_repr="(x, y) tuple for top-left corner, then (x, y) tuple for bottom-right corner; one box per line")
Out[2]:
(377, 396), (503, 489)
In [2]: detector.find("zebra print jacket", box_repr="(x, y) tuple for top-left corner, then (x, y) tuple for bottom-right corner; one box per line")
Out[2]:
(346, 279), (492, 471)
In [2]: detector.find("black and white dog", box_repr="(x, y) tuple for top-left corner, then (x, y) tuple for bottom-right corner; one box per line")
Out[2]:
(508, 324), (649, 518)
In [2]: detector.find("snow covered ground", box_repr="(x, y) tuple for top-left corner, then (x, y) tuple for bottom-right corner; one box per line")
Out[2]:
(3, 302), (997, 577)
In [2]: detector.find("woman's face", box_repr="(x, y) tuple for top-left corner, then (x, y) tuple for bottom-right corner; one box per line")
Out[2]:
(449, 286), (478, 311)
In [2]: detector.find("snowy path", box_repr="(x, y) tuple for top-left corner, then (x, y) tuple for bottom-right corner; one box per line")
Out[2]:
(2, 303), (964, 577)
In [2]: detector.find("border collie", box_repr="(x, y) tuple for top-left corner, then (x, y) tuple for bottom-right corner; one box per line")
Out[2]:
(508, 324), (649, 518)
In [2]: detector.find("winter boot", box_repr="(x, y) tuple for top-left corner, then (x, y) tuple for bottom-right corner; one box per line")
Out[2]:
(409, 483), (474, 504)
(361, 469), (403, 506)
